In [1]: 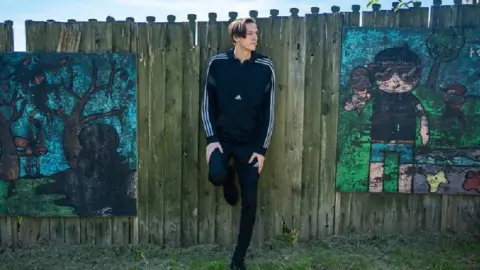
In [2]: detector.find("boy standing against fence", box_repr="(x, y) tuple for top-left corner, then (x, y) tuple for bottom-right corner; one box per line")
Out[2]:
(200, 17), (276, 270)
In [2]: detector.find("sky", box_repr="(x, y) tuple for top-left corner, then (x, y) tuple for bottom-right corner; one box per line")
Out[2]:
(0, 0), (439, 52)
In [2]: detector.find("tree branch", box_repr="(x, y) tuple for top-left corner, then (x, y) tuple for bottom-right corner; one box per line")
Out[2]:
(0, 88), (27, 125)
(33, 98), (70, 122)
(72, 59), (124, 120)
(96, 60), (126, 91)
(0, 89), (22, 107)
(62, 64), (81, 100)
(51, 107), (70, 122)
(79, 107), (125, 127)
(8, 99), (27, 125)
(70, 59), (99, 120)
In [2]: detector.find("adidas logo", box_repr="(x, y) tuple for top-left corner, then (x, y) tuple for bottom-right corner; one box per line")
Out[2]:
(235, 95), (242, 100)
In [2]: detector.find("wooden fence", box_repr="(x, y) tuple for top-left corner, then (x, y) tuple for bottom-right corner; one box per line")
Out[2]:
(1, 2), (480, 249)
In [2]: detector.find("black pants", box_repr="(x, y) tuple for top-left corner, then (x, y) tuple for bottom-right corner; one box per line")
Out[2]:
(208, 142), (259, 261)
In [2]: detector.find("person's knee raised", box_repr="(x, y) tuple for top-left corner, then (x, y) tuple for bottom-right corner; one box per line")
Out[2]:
(208, 170), (228, 187)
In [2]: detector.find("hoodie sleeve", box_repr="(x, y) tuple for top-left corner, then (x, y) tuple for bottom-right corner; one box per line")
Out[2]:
(256, 58), (276, 156)
(201, 57), (220, 144)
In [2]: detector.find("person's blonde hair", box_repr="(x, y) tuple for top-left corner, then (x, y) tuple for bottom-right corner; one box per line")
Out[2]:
(228, 18), (255, 43)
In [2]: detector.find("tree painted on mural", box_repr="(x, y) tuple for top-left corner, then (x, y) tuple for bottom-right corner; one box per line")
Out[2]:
(30, 57), (129, 169)
(0, 88), (27, 196)
(0, 54), (34, 198)
(425, 28), (465, 91)
(0, 52), (137, 217)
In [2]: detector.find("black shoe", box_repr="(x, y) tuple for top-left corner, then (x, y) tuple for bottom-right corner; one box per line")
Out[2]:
(223, 165), (239, 206)
(230, 259), (246, 270)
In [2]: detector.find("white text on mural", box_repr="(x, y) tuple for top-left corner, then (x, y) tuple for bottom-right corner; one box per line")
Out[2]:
(469, 45), (480, 58)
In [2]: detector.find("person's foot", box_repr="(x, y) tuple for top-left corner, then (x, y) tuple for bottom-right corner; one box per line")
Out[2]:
(230, 258), (246, 270)
(223, 165), (239, 206)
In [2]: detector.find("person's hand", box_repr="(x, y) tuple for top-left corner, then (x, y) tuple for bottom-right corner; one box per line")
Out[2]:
(206, 142), (223, 164)
(249, 152), (265, 174)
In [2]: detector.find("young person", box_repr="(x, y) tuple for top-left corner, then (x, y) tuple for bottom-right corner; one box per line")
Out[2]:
(200, 17), (276, 270)
(344, 45), (429, 193)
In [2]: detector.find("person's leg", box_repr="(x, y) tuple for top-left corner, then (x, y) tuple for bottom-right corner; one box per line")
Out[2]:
(223, 164), (239, 206)
(397, 143), (414, 193)
(369, 143), (386, 192)
(207, 145), (239, 205)
(230, 146), (260, 269)
(208, 146), (231, 187)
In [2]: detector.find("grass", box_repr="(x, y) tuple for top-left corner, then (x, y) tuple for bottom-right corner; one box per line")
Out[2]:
(0, 177), (76, 216)
(1, 232), (478, 269)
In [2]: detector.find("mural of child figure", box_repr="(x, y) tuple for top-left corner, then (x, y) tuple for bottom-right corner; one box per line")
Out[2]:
(344, 45), (430, 193)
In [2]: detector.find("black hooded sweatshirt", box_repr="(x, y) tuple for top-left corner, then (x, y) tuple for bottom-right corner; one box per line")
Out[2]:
(200, 50), (275, 156)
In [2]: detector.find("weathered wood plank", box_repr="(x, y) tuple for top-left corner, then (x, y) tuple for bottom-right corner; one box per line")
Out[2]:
(110, 19), (136, 246)
(213, 20), (234, 248)
(318, 11), (342, 237)
(146, 21), (167, 246)
(0, 21), (15, 249)
(342, 7), (361, 27)
(19, 21), (60, 248)
(76, 20), (96, 245)
(134, 20), (150, 245)
(56, 23), (81, 52)
(180, 18), (200, 247)
(88, 19), (114, 247)
(56, 22), (82, 246)
(252, 17), (272, 246)
(197, 18), (217, 245)
(45, 21), (68, 245)
(268, 16), (289, 237)
(300, 10), (324, 240)
(284, 12), (306, 233)
(0, 217), (13, 248)
(133, 22), (146, 246)
(0, 20), (14, 52)
(163, 20), (184, 248)
(25, 20), (46, 52)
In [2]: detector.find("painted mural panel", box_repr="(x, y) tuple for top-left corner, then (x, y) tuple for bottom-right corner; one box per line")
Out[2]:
(0, 52), (137, 216)
(336, 27), (480, 195)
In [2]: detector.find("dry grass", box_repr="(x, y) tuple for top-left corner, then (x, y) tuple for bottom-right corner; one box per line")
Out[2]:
(0, 232), (478, 270)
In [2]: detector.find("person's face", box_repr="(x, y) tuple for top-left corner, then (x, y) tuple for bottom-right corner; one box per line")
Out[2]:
(444, 89), (465, 107)
(376, 73), (416, 93)
(234, 22), (258, 51)
(374, 64), (421, 93)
